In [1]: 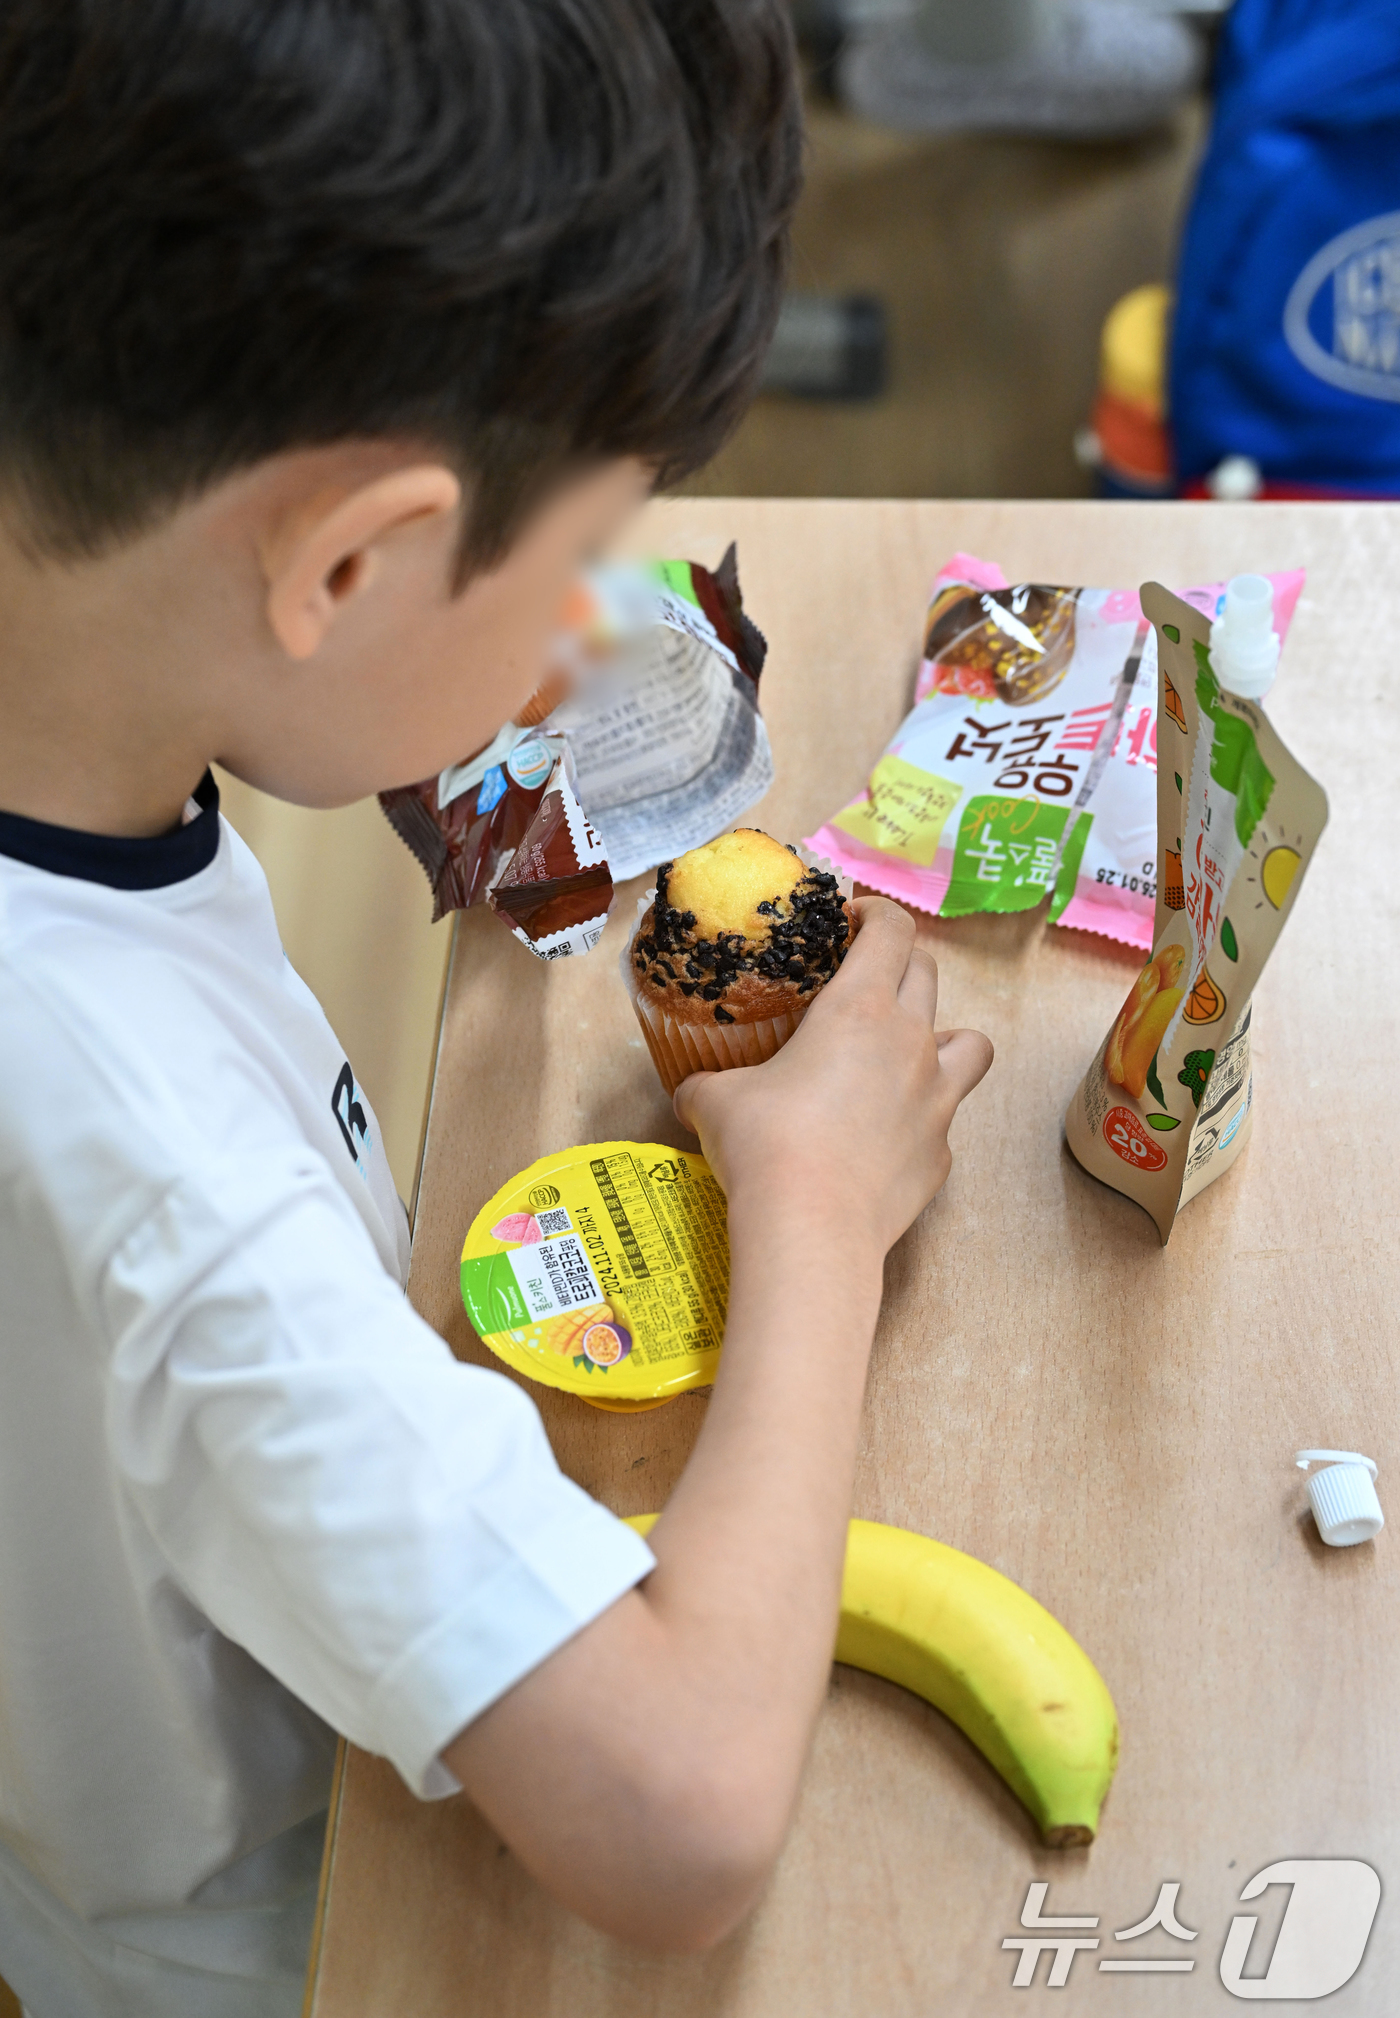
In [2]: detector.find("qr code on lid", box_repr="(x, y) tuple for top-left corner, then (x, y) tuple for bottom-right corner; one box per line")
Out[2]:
(537, 1207), (572, 1237)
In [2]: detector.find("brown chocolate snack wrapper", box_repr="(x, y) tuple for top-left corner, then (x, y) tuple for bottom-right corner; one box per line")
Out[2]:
(380, 733), (612, 958)
(687, 542), (766, 688)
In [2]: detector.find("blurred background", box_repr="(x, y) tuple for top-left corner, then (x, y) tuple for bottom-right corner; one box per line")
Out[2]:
(695, 0), (1213, 501)
(219, 0), (1400, 1202)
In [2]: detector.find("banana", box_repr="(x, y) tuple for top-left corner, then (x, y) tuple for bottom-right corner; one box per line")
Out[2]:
(624, 1513), (1118, 1846)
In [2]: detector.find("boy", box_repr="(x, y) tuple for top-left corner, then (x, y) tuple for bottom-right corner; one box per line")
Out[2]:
(0, 4), (992, 2014)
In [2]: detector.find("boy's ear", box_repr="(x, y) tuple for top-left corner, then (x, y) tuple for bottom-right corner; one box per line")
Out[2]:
(261, 464), (461, 661)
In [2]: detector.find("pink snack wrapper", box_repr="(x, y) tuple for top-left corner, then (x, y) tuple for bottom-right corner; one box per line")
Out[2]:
(807, 553), (1304, 950)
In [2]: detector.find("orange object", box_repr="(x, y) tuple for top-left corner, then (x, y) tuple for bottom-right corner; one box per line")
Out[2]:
(1117, 986), (1184, 1098)
(1184, 967), (1227, 1026)
(1163, 673), (1188, 734)
(1090, 284), (1174, 490)
(1106, 942), (1187, 1099)
(1091, 388), (1172, 486)
(1163, 848), (1185, 909)
(1104, 1104), (1169, 1174)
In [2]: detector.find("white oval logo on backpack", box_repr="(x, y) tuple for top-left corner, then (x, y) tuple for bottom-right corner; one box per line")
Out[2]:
(1284, 209), (1400, 403)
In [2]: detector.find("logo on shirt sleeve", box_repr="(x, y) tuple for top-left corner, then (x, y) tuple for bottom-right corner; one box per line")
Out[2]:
(331, 1062), (370, 1166)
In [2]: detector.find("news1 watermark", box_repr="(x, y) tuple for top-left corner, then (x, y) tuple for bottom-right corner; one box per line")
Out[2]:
(1002, 1864), (1381, 1997)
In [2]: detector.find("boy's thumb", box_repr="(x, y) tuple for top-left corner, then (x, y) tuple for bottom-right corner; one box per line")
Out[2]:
(671, 1071), (706, 1135)
(936, 1027), (995, 1099)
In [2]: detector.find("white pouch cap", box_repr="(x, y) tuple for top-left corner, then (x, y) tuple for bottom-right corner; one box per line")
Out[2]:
(1211, 573), (1281, 699)
(1296, 1450), (1384, 1547)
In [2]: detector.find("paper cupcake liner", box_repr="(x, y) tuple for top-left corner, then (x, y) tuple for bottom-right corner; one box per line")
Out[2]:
(621, 846), (855, 1098)
(626, 968), (812, 1097)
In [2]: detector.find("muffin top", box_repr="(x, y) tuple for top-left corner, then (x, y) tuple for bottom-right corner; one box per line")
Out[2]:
(629, 829), (853, 1026)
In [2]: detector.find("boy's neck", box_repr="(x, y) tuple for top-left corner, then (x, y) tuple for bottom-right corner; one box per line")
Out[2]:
(0, 513), (238, 840)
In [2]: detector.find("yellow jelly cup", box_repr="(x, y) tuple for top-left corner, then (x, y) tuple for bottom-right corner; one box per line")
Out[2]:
(460, 1141), (729, 1408)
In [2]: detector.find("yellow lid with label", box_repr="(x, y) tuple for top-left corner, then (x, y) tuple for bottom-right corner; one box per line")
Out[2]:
(460, 1141), (729, 1406)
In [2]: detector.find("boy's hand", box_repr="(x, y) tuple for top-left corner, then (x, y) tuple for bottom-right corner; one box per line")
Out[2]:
(675, 896), (993, 1257)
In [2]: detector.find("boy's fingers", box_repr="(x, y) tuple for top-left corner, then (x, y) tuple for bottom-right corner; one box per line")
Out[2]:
(837, 896), (916, 993)
(672, 1071), (707, 1135)
(896, 944), (939, 1023)
(672, 1064), (750, 1136)
(935, 1027), (995, 1100)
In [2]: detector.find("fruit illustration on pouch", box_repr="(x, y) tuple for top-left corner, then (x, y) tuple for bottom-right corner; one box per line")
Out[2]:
(625, 1513), (1119, 1847)
(1163, 847), (1185, 910)
(1105, 943), (1186, 1100)
(1183, 966), (1226, 1025)
(1163, 671), (1188, 733)
(1261, 844), (1301, 910)
(1178, 1049), (1216, 1108)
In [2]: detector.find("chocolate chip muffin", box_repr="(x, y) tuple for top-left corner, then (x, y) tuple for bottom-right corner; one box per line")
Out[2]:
(624, 829), (855, 1098)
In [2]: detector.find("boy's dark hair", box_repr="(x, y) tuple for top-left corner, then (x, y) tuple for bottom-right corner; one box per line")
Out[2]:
(0, 0), (801, 572)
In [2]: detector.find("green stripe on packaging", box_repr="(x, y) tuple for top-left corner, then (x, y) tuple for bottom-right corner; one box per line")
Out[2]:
(647, 558), (702, 609)
(1193, 642), (1276, 847)
(461, 1253), (530, 1334)
(941, 795), (1093, 920)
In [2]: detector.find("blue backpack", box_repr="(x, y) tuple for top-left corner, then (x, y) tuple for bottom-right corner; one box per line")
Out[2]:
(1170, 0), (1400, 496)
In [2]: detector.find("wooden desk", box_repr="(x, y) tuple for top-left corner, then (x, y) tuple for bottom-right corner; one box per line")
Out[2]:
(307, 500), (1400, 2016)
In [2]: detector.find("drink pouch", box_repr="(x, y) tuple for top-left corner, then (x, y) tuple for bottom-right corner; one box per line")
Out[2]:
(1063, 583), (1328, 1242)
(380, 549), (771, 956)
(807, 552), (1304, 950)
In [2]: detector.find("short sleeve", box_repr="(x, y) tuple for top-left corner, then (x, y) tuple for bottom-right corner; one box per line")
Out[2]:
(98, 1145), (656, 1797)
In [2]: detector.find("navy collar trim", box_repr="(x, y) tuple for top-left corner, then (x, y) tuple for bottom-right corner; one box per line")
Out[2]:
(0, 772), (221, 890)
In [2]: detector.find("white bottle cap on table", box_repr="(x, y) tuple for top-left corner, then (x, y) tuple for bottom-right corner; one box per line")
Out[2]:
(1296, 1450), (1384, 1547)
(1210, 573), (1280, 699)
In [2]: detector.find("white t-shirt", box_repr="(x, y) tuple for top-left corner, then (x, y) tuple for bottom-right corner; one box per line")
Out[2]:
(0, 778), (654, 2018)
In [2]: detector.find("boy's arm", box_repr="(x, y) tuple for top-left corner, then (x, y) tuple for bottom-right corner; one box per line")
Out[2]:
(443, 900), (992, 1952)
